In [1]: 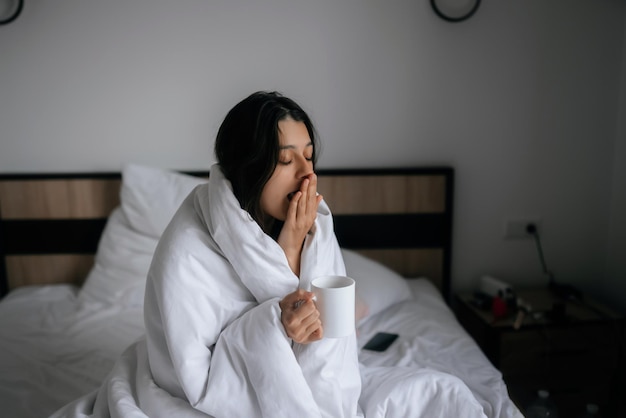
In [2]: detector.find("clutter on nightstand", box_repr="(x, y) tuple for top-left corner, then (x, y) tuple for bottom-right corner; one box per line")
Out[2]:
(455, 287), (624, 417)
(470, 276), (518, 322)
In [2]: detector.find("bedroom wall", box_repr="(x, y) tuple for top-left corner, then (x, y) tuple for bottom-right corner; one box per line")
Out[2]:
(1, 1), (625, 311)
(604, 18), (626, 314)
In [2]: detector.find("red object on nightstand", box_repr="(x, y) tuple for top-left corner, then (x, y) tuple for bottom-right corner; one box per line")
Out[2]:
(491, 294), (507, 318)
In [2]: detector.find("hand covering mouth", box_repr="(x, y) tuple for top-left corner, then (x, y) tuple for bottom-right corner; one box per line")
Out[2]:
(287, 190), (319, 201)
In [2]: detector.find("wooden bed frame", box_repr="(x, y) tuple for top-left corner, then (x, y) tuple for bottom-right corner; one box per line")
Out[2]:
(0, 167), (454, 301)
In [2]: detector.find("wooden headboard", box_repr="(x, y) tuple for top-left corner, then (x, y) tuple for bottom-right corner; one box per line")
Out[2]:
(0, 167), (454, 301)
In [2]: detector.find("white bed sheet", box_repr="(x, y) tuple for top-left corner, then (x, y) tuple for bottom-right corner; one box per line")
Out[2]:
(0, 285), (145, 418)
(0, 280), (521, 418)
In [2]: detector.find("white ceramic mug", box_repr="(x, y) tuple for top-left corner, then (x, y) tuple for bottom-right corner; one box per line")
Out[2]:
(311, 275), (355, 338)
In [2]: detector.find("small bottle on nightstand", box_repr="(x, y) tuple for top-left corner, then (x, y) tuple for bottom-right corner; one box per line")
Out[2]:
(525, 390), (559, 418)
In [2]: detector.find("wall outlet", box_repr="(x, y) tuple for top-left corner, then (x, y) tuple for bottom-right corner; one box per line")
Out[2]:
(504, 219), (541, 240)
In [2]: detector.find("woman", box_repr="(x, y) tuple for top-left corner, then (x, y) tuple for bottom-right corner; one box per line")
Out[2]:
(214, 91), (329, 343)
(144, 91), (361, 417)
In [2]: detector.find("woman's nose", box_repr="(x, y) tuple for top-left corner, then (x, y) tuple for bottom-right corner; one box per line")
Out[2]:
(296, 156), (314, 178)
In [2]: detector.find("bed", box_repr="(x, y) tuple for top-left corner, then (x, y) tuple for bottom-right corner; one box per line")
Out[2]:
(0, 164), (523, 418)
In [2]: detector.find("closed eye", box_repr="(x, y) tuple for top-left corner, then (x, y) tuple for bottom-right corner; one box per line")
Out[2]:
(279, 156), (312, 165)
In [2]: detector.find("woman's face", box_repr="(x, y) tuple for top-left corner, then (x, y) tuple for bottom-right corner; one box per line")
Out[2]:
(260, 118), (314, 221)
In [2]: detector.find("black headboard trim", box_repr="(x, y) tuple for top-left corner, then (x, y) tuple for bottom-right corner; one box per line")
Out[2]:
(1, 214), (448, 254)
(2, 219), (107, 254)
(334, 214), (449, 249)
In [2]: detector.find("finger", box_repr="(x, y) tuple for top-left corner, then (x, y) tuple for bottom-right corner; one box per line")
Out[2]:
(304, 325), (324, 343)
(292, 315), (322, 343)
(308, 174), (318, 203)
(287, 320), (323, 343)
(286, 191), (301, 219)
(297, 178), (310, 218)
(306, 175), (321, 218)
(280, 289), (308, 310)
(304, 323), (322, 340)
(294, 298), (316, 312)
(288, 290), (315, 309)
(306, 323), (323, 342)
(294, 294), (318, 315)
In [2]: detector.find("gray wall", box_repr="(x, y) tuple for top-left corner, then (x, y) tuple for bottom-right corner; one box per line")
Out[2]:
(1, 0), (625, 312)
(605, 11), (626, 314)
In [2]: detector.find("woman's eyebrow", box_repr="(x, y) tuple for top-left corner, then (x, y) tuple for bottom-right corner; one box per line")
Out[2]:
(279, 142), (313, 150)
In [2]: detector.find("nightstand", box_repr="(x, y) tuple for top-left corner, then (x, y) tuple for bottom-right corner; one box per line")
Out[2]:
(455, 287), (625, 418)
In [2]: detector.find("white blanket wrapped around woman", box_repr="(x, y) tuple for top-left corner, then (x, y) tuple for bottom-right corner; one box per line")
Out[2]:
(142, 165), (362, 417)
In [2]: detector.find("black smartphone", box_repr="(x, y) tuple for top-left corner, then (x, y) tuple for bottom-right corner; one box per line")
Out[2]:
(362, 332), (399, 352)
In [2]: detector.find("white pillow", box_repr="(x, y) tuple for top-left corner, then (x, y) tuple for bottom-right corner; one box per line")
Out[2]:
(121, 164), (207, 239)
(342, 248), (413, 325)
(79, 164), (207, 306)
